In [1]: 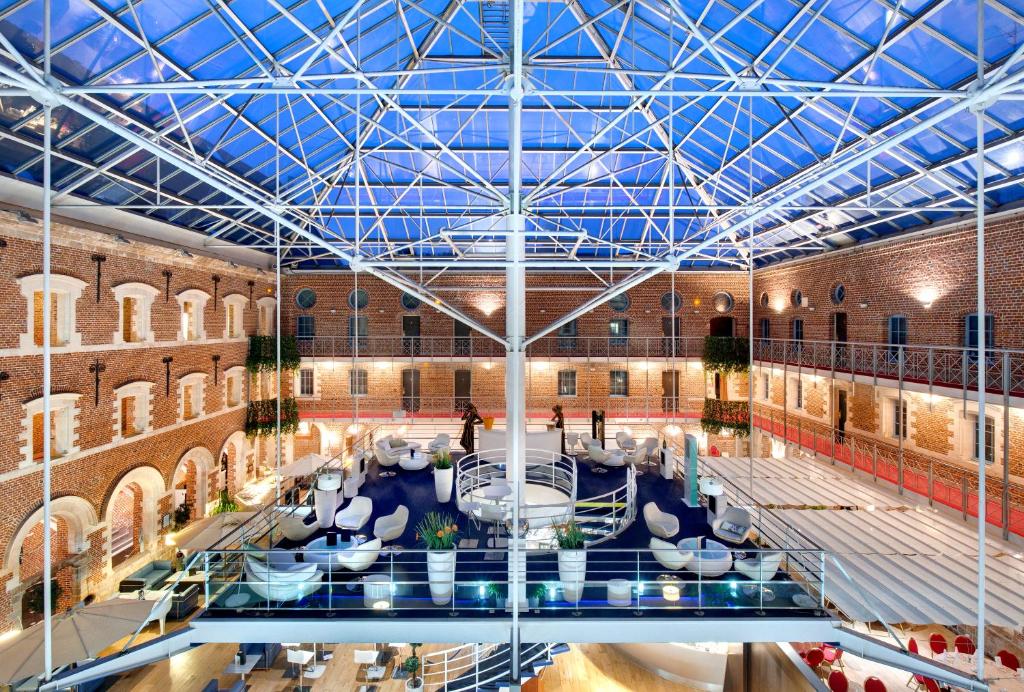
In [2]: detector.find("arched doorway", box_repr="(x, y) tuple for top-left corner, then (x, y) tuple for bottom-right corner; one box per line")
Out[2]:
(104, 466), (164, 571)
(172, 448), (213, 525)
(219, 431), (248, 497)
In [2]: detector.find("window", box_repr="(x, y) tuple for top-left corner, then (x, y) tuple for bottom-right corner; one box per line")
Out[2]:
(349, 315), (368, 347)
(608, 293), (630, 312)
(113, 381), (153, 439)
(759, 292), (769, 308)
(661, 292), (682, 312)
(295, 288), (317, 309)
(790, 289), (803, 308)
(297, 315), (315, 338)
(349, 368), (368, 396)
(348, 288), (369, 310)
(401, 292), (421, 310)
(224, 366), (245, 407)
(969, 414), (995, 463)
(557, 319), (578, 350)
(112, 282), (159, 344)
(175, 289), (210, 341)
(759, 317), (771, 340)
(23, 393), (80, 465)
(830, 283), (846, 305)
(762, 373), (770, 400)
(888, 315), (908, 356)
(454, 369), (471, 411)
(298, 367), (315, 397)
(964, 313), (995, 349)
(558, 370), (577, 397)
(222, 294), (248, 339)
(712, 291), (734, 314)
(178, 373), (207, 421)
(891, 398), (908, 439)
(256, 297), (276, 336)
(609, 318), (629, 345)
(17, 274), (87, 350)
(794, 377), (804, 410)
(791, 318), (804, 343)
(609, 370), (629, 397)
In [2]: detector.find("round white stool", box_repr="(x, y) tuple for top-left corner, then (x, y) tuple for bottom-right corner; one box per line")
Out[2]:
(606, 579), (631, 607)
(363, 574), (392, 609)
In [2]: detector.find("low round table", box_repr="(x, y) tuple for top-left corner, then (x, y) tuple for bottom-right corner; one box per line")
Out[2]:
(677, 537), (732, 577)
(225, 592), (253, 608)
(303, 534), (359, 572)
(399, 452), (431, 471)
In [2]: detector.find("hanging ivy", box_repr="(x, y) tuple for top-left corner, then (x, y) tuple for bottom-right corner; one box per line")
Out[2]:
(701, 336), (750, 374)
(245, 335), (300, 373)
(244, 397), (299, 438)
(700, 398), (751, 437)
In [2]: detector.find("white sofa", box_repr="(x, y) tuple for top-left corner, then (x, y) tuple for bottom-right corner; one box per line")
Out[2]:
(373, 505), (409, 542)
(643, 501), (679, 538)
(278, 513), (317, 542)
(735, 551), (783, 582)
(244, 552), (323, 602)
(338, 538), (383, 572)
(649, 537), (692, 570)
(335, 496), (373, 531)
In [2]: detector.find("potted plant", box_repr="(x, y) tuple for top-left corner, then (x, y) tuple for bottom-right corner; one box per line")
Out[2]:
(554, 521), (587, 605)
(486, 582), (507, 610)
(403, 643), (423, 692)
(415, 512), (459, 605)
(172, 502), (191, 531)
(210, 489), (239, 515)
(528, 584), (547, 609)
(432, 449), (454, 503)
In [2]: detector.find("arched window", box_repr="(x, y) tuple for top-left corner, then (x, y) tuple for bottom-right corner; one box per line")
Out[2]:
(111, 282), (159, 344)
(17, 274), (87, 350)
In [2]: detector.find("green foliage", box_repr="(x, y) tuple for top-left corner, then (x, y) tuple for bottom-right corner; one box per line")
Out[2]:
(244, 397), (299, 438)
(173, 502), (191, 530)
(702, 336), (750, 374)
(403, 643), (422, 683)
(245, 335), (300, 373)
(210, 489), (239, 515)
(486, 582), (507, 598)
(414, 512), (459, 550)
(700, 398), (751, 438)
(25, 579), (61, 615)
(432, 448), (452, 470)
(553, 520), (585, 550)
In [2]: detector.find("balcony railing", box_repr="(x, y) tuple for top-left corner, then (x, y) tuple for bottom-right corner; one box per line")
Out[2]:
(296, 335), (505, 358)
(526, 336), (706, 360)
(754, 338), (1024, 398)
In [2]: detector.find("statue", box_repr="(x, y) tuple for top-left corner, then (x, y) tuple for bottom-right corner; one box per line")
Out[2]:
(551, 404), (565, 455)
(460, 403), (483, 454)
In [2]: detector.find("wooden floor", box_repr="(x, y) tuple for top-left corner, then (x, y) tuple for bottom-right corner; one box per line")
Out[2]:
(108, 640), (699, 691)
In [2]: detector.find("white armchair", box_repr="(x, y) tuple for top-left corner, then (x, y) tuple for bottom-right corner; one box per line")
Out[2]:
(374, 446), (402, 475)
(279, 513), (317, 542)
(638, 437), (660, 461)
(735, 551), (783, 582)
(615, 431), (636, 452)
(623, 451), (647, 475)
(579, 433), (596, 451)
(711, 506), (753, 545)
(649, 537), (692, 571)
(428, 434), (451, 454)
(335, 496), (373, 531)
(338, 538), (383, 572)
(643, 501), (679, 538)
(373, 505), (409, 542)
(589, 445), (624, 467)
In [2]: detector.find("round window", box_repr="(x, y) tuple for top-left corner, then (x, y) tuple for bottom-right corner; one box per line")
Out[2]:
(295, 288), (317, 310)
(348, 288), (369, 310)
(661, 292), (682, 312)
(759, 292), (769, 308)
(401, 292), (421, 311)
(830, 283), (846, 305)
(609, 293), (630, 312)
(713, 291), (734, 314)
(791, 289), (803, 308)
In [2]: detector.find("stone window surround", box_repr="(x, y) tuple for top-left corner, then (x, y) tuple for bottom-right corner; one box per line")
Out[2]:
(224, 366), (246, 407)
(111, 282), (160, 345)
(113, 381), (154, 440)
(21, 393), (81, 467)
(295, 365), (320, 399)
(178, 372), (208, 421)
(175, 288), (211, 341)
(16, 273), (88, 352)
(222, 293), (249, 340)
(255, 296), (277, 336)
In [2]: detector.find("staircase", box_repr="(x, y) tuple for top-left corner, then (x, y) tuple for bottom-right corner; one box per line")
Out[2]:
(440, 643), (570, 691)
(480, 0), (510, 54)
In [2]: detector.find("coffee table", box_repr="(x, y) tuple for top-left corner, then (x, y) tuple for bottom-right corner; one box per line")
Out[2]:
(304, 534), (359, 572)
(677, 537), (732, 577)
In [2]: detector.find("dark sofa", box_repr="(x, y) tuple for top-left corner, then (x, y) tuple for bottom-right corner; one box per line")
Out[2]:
(118, 560), (174, 592)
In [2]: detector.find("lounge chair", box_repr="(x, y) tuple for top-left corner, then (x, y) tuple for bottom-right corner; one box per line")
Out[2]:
(643, 501), (679, 538)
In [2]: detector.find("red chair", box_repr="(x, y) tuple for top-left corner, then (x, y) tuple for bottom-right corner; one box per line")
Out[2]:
(804, 647), (825, 667)
(864, 677), (887, 692)
(997, 649), (1021, 670)
(923, 679), (940, 692)
(827, 670), (848, 692)
(907, 637), (919, 655)
(954, 635), (976, 656)
(928, 633), (948, 657)
(709, 445), (721, 456)
(822, 645), (844, 670)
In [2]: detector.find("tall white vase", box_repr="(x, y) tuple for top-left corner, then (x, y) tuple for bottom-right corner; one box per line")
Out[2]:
(313, 473), (342, 529)
(427, 550), (457, 605)
(434, 466), (453, 503)
(558, 549), (587, 604)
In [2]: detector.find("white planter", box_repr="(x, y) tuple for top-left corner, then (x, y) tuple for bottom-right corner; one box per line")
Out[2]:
(558, 549), (587, 604)
(405, 679), (424, 692)
(434, 466), (454, 503)
(427, 549), (457, 605)
(312, 487), (338, 529)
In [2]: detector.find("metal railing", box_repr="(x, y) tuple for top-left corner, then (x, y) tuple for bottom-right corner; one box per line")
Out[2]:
(297, 335), (505, 358)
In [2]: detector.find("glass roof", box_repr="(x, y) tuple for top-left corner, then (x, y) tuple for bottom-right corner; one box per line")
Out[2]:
(0, 0), (1022, 270)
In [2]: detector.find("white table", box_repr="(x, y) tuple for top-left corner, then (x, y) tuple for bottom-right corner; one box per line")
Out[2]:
(224, 655), (260, 681)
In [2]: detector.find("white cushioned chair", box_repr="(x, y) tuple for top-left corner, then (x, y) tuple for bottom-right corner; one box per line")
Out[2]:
(374, 445), (402, 471)
(588, 445), (624, 467)
(279, 513), (317, 543)
(735, 551), (783, 582)
(615, 431), (636, 452)
(638, 437), (660, 462)
(338, 538), (382, 572)
(428, 434), (451, 454)
(711, 506), (753, 544)
(643, 501), (679, 538)
(649, 537), (692, 571)
(373, 505), (409, 542)
(335, 496), (373, 531)
(244, 553), (323, 602)
(578, 434), (596, 458)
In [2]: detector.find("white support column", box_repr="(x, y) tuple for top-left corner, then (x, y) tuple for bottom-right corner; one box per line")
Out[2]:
(41, 0), (54, 680)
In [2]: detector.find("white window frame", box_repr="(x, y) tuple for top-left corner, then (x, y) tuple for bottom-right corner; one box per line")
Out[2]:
(609, 369), (629, 397)
(558, 369), (577, 397)
(175, 289), (210, 342)
(222, 293), (249, 340)
(178, 372), (207, 421)
(224, 366), (246, 408)
(884, 397), (908, 440)
(790, 376), (804, 410)
(21, 393), (81, 466)
(255, 296), (276, 336)
(111, 282), (159, 345)
(112, 381), (154, 440)
(761, 373), (770, 400)
(963, 411), (998, 465)
(17, 273), (87, 351)
(295, 366), (319, 399)
(349, 368), (368, 397)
